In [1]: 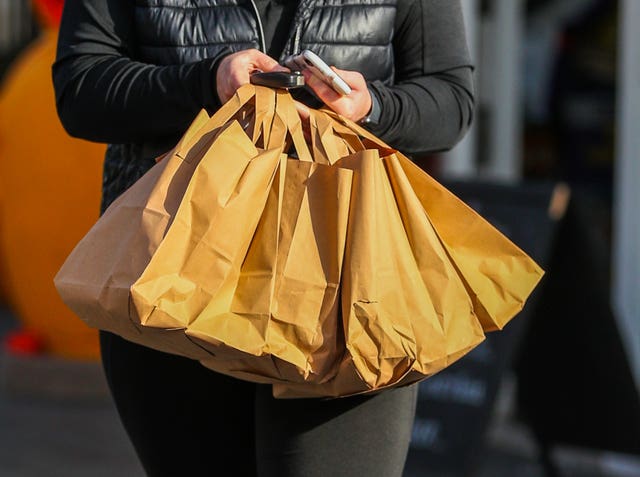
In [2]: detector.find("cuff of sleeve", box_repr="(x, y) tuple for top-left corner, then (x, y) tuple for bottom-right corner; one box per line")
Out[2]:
(199, 49), (233, 113)
(358, 87), (382, 126)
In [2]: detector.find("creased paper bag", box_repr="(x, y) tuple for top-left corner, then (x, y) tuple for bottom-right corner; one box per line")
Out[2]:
(57, 85), (543, 399)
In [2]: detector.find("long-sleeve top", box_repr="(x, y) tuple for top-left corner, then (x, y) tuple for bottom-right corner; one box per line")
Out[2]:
(53, 0), (474, 156)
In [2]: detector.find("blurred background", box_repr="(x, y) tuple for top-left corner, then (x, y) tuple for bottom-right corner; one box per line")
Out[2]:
(0, 0), (638, 476)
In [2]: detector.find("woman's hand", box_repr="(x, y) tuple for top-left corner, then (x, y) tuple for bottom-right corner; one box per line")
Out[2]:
(301, 67), (372, 122)
(216, 49), (288, 103)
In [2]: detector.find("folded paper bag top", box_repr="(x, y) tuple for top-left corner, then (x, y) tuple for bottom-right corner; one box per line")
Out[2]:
(54, 85), (544, 398)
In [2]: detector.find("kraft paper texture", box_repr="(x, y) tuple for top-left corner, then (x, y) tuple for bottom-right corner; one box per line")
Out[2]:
(55, 85), (544, 398)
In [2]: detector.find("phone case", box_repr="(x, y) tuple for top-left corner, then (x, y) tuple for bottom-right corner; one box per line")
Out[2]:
(250, 71), (305, 89)
(283, 50), (352, 96)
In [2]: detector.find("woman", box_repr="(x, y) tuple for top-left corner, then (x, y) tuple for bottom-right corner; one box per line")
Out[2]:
(53, 1), (474, 475)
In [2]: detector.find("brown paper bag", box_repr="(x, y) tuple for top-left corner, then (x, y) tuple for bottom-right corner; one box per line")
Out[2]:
(55, 87), (280, 358)
(188, 157), (353, 384)
(323, 110), (545, 331)
(54, 109), (213, 356)
(273, 149), (483, 398)
(57, 86), (543, 399)
(273, 109), (542, 398)
(129, 124), (282, 331)
(133, 89), (352, 384)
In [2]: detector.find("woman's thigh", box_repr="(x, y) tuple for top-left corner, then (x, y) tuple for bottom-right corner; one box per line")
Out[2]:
(100, 331), (258, 477)
(254, 384), (418, 477)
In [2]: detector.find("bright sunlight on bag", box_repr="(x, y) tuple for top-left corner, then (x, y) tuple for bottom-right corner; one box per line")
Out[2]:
(55, 85), (543, 398)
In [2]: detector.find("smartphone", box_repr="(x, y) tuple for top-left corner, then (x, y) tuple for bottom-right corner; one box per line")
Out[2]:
(250, 71), (305, 89)
(282, 50), (352, 96)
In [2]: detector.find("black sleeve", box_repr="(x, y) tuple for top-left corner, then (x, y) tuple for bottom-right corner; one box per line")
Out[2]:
(52, 0), (228, 144)
(366, 0), (475, 155)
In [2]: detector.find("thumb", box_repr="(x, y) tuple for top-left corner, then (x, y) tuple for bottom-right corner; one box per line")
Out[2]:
(254, 54), (288, 72)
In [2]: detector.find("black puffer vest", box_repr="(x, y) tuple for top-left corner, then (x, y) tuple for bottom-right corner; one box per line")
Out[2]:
(134, 0), (396, 82)
(102, 0), (397, 212)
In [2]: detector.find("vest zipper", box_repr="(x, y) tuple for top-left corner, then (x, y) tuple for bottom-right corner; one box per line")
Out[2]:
(248, 0), (266, 53)
(292, 26), (301, 55)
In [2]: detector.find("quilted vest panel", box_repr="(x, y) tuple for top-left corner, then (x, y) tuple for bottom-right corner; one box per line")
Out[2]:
(133, 0), (261, 64)
(294, 0), (396, 84)
(133, 0), (396, 82)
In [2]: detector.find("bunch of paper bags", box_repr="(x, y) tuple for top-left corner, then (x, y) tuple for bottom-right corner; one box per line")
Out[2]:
(55, 85), (543, 398)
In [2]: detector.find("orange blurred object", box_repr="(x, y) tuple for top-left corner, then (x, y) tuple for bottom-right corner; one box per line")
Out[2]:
(0, 29), (104, 360)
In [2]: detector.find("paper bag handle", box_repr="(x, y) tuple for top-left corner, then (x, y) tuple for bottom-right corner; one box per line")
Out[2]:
(273, 90), (313, 162)
(176, 85), (352, 165)
(174, 85), (258, 162)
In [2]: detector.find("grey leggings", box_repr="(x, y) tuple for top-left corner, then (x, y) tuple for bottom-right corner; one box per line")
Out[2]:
(100, 331), (418, 477)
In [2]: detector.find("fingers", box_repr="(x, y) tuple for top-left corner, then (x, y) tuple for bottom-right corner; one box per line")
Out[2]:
(294, 101), (311, 143)
(301, 67), (371, 122)
(302, 70), (341, 103)
(330, 66), (364, 85)
(215, 51), (371, 123)
(294, 100), (310, 120)
(253, 54), (288, 73)
(216, 49), (286, 103)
